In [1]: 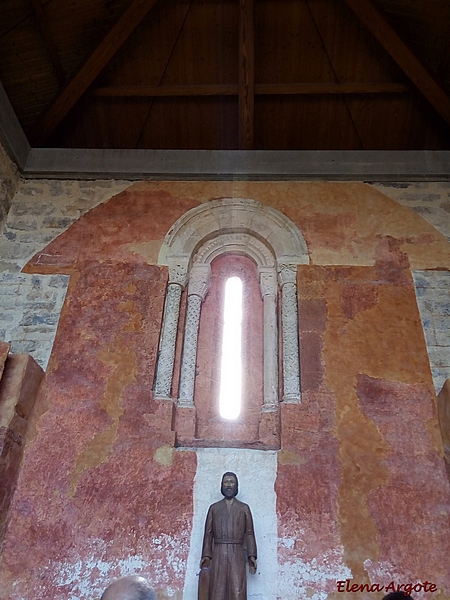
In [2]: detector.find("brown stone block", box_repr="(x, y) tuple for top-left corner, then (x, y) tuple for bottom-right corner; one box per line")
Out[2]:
(0, 354), (44, 431)
(143, 398), (175, 432)
(175, 405), (197, 445)
(300, 331), (324, 392)
(0, 341), (10, 383)
(0, 425), (25, 544)
(298, 298), (327, 333)
(258, 408), (280, 449)
(280, 402), (302, 441)
(437, 379), (450, 468)
(0, 353), (44, 546)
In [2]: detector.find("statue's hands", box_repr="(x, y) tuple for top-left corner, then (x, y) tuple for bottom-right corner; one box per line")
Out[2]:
(248, 556), (257, 574)
(200, 557), (211, 569)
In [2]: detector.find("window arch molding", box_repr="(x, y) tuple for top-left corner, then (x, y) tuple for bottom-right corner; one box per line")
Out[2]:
(154, 198), (309, 420)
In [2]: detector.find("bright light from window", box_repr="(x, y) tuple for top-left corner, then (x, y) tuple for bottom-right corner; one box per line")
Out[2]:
(219, 276), (243, 419)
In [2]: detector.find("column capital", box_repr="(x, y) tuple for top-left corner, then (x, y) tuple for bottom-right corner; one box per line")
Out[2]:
(168, 256), (189, 288)
(188, 263), (212, 300)
(259, 266), (278, 298)
(277, 263), (297, 287)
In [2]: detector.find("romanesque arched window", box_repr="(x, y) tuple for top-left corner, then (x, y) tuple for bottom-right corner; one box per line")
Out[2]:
(153, 198), (309, 448)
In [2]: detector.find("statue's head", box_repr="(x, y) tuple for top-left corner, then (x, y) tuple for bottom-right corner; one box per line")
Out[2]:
(100, 575), (156, 600)
(221, 472), (238, 498)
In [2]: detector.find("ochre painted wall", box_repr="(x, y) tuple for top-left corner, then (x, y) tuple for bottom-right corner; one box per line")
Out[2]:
(0, 181), (449, 599)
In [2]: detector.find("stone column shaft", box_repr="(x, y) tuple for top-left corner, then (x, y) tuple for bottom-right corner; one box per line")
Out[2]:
(259, 268), (278, 411)
(279, 264), (301, 403)
(178, 264), (211, 407)
(154, 263), (188, 400)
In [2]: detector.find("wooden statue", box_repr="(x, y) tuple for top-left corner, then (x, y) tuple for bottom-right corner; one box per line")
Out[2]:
(199, 472), (257, 600)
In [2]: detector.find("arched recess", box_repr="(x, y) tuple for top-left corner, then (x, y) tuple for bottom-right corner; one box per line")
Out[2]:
(154, 198), (309, 448)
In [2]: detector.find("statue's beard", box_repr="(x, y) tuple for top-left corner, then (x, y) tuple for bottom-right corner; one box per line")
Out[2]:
(221, 486), (237, 498)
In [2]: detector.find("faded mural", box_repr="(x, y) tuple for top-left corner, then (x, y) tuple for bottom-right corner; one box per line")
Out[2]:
(0, 181), (449, 600)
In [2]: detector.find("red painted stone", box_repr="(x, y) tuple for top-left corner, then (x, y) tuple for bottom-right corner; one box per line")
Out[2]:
(358, 375), (450, 589)
(0, 262), (197, 599)
(0, 354), (44, 545)
(3, 187), (450, 599)
(25, 190), (200, 270)
(175, 405), (197, 442)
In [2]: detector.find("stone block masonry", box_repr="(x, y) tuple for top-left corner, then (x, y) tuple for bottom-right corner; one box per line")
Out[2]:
(372, 183), (450, 394)
(0, 143), (19, 233)
(413, 270), (450, 393)
(0, 179), (130, 369)
(373, 182), (450, 242)
(0, 272), (69, 368)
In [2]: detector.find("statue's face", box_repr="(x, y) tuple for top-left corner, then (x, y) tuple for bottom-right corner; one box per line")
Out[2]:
(221, 474), (237, 498)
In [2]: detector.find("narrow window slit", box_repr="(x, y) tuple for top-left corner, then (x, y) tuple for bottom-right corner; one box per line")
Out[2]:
(219, 276), (243, 419)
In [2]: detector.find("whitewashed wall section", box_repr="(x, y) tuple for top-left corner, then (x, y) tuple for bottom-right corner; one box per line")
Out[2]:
(183, 447), (278, 600)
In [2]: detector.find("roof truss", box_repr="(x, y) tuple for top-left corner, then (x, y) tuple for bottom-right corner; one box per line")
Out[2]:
(343, 0), (450, 128)
(28, 0), (160, 146)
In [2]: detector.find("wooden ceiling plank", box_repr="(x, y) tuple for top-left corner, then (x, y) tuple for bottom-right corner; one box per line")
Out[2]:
(28, 0), (159, 146)
(257, 82), (408, 95)
(93, 84), (239, 97)
(91, 82), (409, 97)
(238, 0), (254, 150)
(30, 0), (66, 87)
(343, 0), (450, 128)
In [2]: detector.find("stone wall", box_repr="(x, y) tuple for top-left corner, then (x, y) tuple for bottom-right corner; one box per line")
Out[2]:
(373, 182), (450, 394)
(0, 180), (449, 599)
(0, 178), (130, 368)
(1, 178), (449, 384)
(0, 142), (19, 233)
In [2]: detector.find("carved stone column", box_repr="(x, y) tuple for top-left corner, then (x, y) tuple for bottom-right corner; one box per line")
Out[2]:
(278, 263), (301, 403)
(178, 264), (212, 407)
(259, 267), (279, 411)
(154, 262), (188, 400)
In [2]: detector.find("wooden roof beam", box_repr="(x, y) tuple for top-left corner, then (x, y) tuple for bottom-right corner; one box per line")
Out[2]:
(31, 0), (66, 87)
(343, 0), (450, 128)
(239, 0), (254, 150)
(91, 82), (409, 97)
(28, 0), (159, 146)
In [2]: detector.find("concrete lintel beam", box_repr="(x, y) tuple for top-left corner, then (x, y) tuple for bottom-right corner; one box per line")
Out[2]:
(22, 148), (450, 181)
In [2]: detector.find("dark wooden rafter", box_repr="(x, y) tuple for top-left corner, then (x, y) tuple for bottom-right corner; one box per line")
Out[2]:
(436, 38), (450, 82)
(91, 82), (409, 97)
(238, 0), (254, 150)
(343, 0), (450, 128)
(28, 0), (160, 146)
(30, 0), (66, 87)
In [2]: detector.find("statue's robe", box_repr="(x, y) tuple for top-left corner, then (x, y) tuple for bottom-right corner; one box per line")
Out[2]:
(201, 498), (257, 600)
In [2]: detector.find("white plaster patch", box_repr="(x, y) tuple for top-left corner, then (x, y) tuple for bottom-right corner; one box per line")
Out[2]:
(277, 548), (352, 600)
(183, 448), (278, 600)
(36, 532), (190, 600)
(49, 554), (149, 600)
(363, 559), (434, 600)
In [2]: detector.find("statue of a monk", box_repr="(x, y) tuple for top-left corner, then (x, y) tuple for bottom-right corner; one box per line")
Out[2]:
(199, 472), (257, 600)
